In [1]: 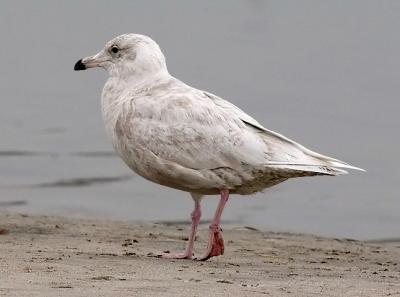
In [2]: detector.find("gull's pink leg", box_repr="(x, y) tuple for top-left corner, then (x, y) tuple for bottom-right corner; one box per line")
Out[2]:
(162, 193), (202, 259)
(197, 189), (229, 261)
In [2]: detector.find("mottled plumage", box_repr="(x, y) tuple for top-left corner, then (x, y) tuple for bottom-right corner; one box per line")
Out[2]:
(75, 33), (363, 260)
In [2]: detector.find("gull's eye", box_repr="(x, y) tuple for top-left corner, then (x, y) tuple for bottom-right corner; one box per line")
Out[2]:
(111, 46), (119, 54)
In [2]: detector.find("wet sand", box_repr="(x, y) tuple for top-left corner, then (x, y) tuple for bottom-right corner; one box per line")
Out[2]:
(1, 212), (399, 297)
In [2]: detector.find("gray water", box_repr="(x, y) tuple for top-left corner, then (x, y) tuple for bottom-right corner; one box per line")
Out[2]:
(0, 1), (399, 240)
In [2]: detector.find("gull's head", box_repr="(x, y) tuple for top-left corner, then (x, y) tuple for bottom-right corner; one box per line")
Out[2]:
(74, 34), (168, 79)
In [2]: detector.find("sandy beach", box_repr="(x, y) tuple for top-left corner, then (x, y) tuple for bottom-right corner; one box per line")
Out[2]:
(0, 212), (399, 297)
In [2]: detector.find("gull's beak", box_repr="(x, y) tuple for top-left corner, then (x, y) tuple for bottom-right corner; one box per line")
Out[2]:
(74, 51), (108, 71)
(74, 59), (87, 71)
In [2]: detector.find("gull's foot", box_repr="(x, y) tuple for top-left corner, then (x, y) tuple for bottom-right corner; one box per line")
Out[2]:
(161, 251), (193, 260)
(197, 226), (225, 261)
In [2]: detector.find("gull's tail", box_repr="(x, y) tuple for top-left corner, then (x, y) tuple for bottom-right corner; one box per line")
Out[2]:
(266, 158), (365, 176)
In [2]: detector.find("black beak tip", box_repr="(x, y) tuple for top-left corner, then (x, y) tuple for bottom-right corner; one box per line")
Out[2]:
(74, 59), (86, 71)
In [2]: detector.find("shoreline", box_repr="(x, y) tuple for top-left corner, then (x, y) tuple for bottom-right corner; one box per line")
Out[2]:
(1, 212), (399, 296)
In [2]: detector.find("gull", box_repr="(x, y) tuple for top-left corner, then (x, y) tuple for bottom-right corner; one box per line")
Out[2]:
(74, 33), (364, 260)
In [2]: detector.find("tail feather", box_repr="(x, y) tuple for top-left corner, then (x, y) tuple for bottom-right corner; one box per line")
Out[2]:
(266, 154), (366, 176)
(325, 160), (365, 172)
(266, 163), (349, 176)
(266, 160), (364, 172)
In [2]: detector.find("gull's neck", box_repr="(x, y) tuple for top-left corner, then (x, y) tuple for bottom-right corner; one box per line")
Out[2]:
(125, 68), (170, 89)
(104, 68), (169, 97)
(101, 69), (172, 119)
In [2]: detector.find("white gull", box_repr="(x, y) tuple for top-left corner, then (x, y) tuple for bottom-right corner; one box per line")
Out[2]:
(74, 33), (364, 260)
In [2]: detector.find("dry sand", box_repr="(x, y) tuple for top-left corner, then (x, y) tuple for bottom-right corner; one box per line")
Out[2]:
(0, 212), (399, 297)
